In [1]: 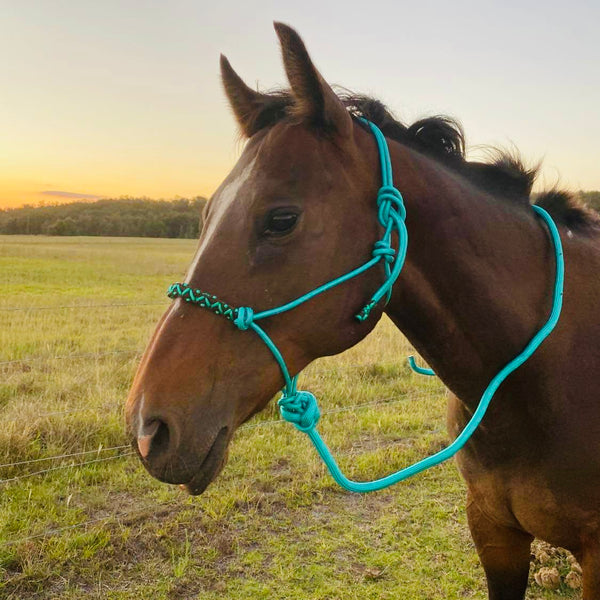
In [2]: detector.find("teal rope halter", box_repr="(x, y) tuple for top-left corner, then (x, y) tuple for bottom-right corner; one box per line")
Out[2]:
(167, 118), (564, 493)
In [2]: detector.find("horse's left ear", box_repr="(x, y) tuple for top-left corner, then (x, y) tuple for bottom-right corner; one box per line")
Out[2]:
(274, 22), (352, 138)
(221, 54), (284, 138)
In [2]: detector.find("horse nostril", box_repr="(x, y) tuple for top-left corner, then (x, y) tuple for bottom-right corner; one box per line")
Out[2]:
(137, 418), (170, 459)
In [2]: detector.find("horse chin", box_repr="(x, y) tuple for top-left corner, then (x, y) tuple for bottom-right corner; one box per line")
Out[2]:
(181, 427), (230, 496)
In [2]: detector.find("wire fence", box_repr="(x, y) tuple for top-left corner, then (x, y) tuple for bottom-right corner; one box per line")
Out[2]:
(0, 444), (131, 469)
(5, 406), (106, 423)
(0, 301), (167, 312)
(0, 349), (140, 367)
(1, 356), (431, 426)
(0, 451), (136, 484)
(1, 389), (445, 544)
(1, 296), (443, 548)
(3, 423), (445, 547)
(0, 347), (419, 374)
(4, 383), (410, 425)
(0, 301), (161, 367)
(1, 391), (438, 478)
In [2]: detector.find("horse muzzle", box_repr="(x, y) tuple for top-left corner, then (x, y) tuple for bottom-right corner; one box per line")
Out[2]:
(129, 401), (231, 495)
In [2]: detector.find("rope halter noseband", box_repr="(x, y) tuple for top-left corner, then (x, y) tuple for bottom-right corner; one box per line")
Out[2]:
(167, 118), (564, 493)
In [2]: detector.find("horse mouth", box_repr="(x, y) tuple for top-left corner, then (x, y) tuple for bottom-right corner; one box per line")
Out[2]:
(182, 426), (230, 495)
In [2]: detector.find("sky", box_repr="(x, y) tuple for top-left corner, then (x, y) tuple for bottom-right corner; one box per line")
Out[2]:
(1, 0), (599, 208)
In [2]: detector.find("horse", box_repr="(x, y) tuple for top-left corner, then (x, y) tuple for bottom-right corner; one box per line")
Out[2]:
(126, 22), (600, 599)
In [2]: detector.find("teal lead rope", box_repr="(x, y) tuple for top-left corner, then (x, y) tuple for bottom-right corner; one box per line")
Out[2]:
(407, 355), (436, 376)
(167, 118), (564, 493)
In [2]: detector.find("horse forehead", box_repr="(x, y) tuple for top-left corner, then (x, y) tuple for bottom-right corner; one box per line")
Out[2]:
(261, 123), (331, 171)
(212, 129), (324, 210)
(183, 156), (259, 282)
(207, 124), (333, 227)
(212, 156), (259, 216)
(209, 159), (260, 236)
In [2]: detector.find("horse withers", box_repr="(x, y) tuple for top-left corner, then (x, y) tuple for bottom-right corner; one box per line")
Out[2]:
(126, 23), (600, 599)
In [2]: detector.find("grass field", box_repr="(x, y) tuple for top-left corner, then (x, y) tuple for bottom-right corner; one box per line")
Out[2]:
(0, 235), (581, 599)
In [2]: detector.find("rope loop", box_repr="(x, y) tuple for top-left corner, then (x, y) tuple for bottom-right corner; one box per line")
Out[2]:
(278, 390), (320, 432)
(372, 240), (395, 263)
(376, 185), (406, 227)
(234, 306), (254, 331)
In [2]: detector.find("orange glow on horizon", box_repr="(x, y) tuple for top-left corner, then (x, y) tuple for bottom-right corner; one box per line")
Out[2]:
(0, 185), (217, 210)
(0, 171), (227, 210)
(2, 4), (599, 213)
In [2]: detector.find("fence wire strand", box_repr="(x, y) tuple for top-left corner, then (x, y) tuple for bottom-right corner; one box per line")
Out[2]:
(3, 422), (447, 545)
(0, 451), (136, 484)
(0, 302), (167, 312)
(0, 347), (419, 373)
(1, 391), (441, 474)
(240, 391), (433, 430)
(0, 349), (140, 367)
(5, 406), (102, 423)
(0, 444), (131, 469)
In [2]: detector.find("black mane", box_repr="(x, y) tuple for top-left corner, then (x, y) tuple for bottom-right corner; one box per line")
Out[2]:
(342, 95), (537, 201)
(250, 91), (600, 233)
(342, 95), (600, 232)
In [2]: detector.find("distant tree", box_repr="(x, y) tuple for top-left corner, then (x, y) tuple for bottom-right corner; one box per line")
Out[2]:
(47, 217), (77, 236)
(582, 191), (600, 212)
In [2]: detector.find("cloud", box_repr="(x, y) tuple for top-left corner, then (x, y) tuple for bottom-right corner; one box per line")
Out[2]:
(40, 190), (104, 200)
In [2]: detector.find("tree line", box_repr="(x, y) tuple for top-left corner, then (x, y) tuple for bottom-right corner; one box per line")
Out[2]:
(581, 191), (600, 213)
(0, 192), (598, 239)
(0, 197), (207, 238)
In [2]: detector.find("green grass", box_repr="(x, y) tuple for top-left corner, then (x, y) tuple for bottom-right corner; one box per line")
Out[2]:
(0, 235), (581, 599)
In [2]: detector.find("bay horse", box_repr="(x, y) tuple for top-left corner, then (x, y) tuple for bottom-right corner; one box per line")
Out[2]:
(126, 23), (600, 599)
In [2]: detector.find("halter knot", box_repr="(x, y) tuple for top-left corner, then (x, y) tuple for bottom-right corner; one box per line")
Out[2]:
(234, 306), (254, 331)
(278, 390), (320, 432)
(376, 185), (406, 227)
(372, 240), (395, 263)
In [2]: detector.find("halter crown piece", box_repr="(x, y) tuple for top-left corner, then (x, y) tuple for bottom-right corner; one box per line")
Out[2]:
(167, 118), (565, 493)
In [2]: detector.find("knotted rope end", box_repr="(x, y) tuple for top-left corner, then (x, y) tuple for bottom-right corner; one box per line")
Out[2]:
(355, 300), (376, 322)
(278, 390), (320, 432)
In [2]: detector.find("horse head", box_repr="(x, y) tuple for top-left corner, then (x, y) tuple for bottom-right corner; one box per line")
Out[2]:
(126, 23), (389, 494)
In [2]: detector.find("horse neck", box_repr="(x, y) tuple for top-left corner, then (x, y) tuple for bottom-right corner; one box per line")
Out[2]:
(382, 145), (555, 403)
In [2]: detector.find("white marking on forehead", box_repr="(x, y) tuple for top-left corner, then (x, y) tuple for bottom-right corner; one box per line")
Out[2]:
(185, 157), (257, 282)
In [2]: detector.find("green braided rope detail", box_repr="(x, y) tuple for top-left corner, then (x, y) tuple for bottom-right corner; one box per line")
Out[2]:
(167, 283), (237, 321)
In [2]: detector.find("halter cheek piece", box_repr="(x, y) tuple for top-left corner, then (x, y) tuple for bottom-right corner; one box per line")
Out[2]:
(167, 118), (564, 493)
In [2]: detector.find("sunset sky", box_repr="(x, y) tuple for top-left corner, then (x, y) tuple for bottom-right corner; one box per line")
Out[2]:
(2, 0), (599, 209)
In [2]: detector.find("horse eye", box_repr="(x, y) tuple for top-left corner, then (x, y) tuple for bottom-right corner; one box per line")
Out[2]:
(264, 210), (299, 236)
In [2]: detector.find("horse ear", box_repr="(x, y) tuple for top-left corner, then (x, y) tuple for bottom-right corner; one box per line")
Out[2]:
(273, 22), (352, 138)
(220, 54), (271, 138)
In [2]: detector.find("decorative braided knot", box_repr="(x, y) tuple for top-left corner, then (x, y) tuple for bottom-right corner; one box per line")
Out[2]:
(376, 185), (406, 226)
(371, 240), (395, 263)
(234, 306), (254, 331)
(277, 390), (320, 432)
